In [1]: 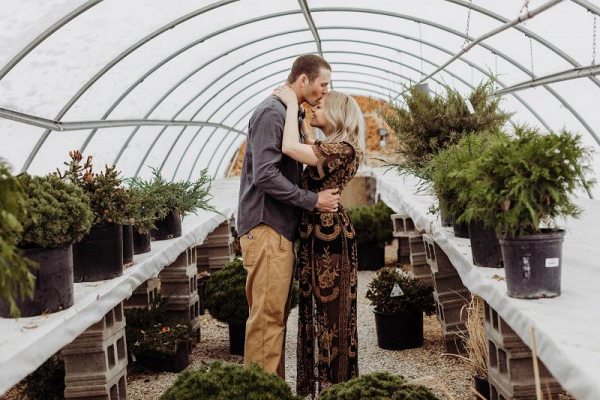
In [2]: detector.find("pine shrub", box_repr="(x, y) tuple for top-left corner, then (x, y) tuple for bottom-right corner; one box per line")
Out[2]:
(456, 127), (595, 237)
(160, 361), (301, 400)
(347, 201), (394, 250)
(366, 268), (435, 315)
(319, 372), (439, 400)
(18, 174), (93, 248)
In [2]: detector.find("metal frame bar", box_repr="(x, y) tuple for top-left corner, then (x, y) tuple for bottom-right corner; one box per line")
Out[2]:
(0, 0), (103, 81)
(411, 0), (565, 89)
(298, 0), (323, 57)
(0, 107), (246, 134)
(18, 0), (238, 173)
(493, 64), (600, 96)
(7, 3), (598, 175)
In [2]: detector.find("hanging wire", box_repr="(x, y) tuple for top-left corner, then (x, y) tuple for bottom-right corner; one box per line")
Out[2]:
(462, 0), (473, 49)
(592, 11), (597, 68)
(528, 34), (535, 77)
(519, 0), (531, 16)
(418, 22), (424, 77)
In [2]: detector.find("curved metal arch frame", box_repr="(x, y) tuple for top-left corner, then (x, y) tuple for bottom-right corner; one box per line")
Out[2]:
(176, 38), (557, 181)
(173, 48), (477, 181)
(8, 2), (599, 173)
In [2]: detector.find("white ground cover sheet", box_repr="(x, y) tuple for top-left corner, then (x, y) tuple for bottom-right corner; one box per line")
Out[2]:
(0, 178), (240, 395)
(373, 167), (600, 400)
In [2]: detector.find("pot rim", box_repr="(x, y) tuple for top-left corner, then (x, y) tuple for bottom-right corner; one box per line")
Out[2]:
(499, 228), (565, 243)
(372, 307), (421, 316)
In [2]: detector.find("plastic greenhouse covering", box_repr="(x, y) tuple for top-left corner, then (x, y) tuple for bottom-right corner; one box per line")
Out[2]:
(0, 0), (598, 198)
(1, 0), (600, 398)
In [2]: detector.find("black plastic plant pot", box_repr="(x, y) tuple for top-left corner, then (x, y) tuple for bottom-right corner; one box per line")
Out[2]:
(229, 322), (246, 356)
(122, 225), (134, 265)
(73, 223), (123, 282)
(469, 220), (503, 268)
(499, 230), (565, 299)
(357, 241), (385, 271)
(152, 210), (182, 240)
(142, 341), (191, 373)
(197, 275), (210, 316)
(452, 215), (470, 239)
(0, 244), (74, 318)
(440, 208), (452, 227)
(373, 309), (423, 350)
(133, 229), (151, 255)
(474, 375), (491, 400)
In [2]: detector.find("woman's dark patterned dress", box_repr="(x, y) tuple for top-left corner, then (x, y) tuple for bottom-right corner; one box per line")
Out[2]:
(296, 141), (359, 398)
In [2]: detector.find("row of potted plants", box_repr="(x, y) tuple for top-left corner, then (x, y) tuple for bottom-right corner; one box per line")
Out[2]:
(0, 151), (215, 318)
(384, 80), (595, 299)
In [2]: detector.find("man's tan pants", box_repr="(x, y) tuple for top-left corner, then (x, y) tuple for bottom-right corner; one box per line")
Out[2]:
(240, 224), (295, 379)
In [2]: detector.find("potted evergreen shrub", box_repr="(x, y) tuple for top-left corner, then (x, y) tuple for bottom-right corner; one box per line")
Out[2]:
(125, 297), (195, 372)
(123, 184), (163, 255)
(57, 151), (132, 282)
(457, 127), (595, 298)
(382, 80), (511, 227)
(347, 201), (394, 270)
(430, 130), (508, 267)
(0, 161), (36, 318)
(160, 361), (301, 400)
(320, 372), (439, 399)
(0, 174), (93, 318)
(129, 168), (215, 241)
(366, 268), (435, 350)
(205, 258), (299, 356)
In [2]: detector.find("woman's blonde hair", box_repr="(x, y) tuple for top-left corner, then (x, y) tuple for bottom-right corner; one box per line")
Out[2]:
(321, 91), (365, 162)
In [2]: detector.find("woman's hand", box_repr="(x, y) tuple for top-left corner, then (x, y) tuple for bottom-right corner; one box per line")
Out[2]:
(272, 85), (297, 108)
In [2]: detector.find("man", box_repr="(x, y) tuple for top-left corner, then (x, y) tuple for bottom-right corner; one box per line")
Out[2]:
(237, 54), (339, 378)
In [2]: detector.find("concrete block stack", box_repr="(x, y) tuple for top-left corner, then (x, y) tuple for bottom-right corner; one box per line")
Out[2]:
(123, 277), (159, 310)
(196, 220), (234, 274)
(391, 214), (432, 284)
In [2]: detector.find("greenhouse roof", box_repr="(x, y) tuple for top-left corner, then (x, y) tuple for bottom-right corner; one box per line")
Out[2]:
(1, 0), (599, 197)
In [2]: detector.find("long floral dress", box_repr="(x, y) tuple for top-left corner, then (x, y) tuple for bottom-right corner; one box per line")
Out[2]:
(296, 140), (359, 398)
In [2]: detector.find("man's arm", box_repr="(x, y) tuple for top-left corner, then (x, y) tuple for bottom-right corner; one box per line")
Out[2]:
(251, 106), (318, 211)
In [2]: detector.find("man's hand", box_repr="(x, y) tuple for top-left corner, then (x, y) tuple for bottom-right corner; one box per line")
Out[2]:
(315, 188), (340, 213)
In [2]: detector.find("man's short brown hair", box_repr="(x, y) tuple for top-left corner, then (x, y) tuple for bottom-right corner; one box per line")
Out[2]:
(286, 54), (331, 84)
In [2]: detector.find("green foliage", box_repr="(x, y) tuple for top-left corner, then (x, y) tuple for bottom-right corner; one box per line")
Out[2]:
(25, 354), (65, 400)
(382, 80), (511, 181)
(56, 151), (132, 225)
(123, 186), (162, 234)
(0, 161), (35, 317)
(428, 130), (508, 218)
(18, 174), (93, 248)
(320, 372), (439, 400)
(205, 258), (299, 326)
(456, 127), (595, 237)
(366, 268), (435, 315)
(128, 168), (216, 221)
(125, 296), (195, 361)
(347, 201), (394, 249)
(160, 361), (301, 400)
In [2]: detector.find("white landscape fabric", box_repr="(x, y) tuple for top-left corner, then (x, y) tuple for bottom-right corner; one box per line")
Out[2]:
(0, 178), (240, 396)
(374, 167), (600, 400)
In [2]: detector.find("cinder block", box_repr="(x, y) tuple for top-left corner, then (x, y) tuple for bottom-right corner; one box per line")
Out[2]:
(164, 293), (200, 322)
(62, 304), (128, 399)
(433, 291), (469, 331)
(483, 301), (523, 349)
(391, 214), (419, 238)
(442, 330), (467, 355)
(422, 234), (455, 274)
(64, 364), (126, 400)
(396, 236), (411, 265)
(160, 264), (197, 297)
(432, 270), (470, 302)
(124, 277), (159, 310)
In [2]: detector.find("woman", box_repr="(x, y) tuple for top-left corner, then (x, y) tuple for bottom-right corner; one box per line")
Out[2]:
(273, 85), (364, 398)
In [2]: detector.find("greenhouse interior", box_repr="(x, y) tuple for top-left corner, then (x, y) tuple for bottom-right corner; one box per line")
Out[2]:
(1, 1), (599, 399)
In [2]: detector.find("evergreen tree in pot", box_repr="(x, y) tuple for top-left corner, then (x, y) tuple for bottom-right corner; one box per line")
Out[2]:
(123, 184), (163, 256)
(457, 127), (595, 298)
(160, 361), (301, 400)
(430, 130), (508, 267)
(0, 174), (93, 317)
(381, 80), (512, 226)
(320, 372), (439, 400)
(129, 168), (215, 240)
(366, 267), (435, 350)
(347, 201), (394, 270)
(0, 161), (36, 318)
(205, 258), (299, 356)
(57, 151), (132, 282)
